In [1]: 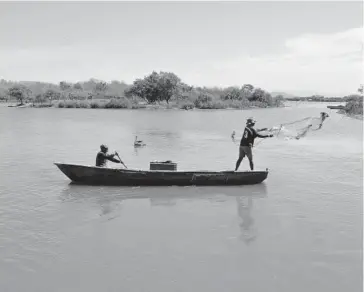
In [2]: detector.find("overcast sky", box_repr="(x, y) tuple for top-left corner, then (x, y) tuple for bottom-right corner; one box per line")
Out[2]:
(0, 1), (362, 96)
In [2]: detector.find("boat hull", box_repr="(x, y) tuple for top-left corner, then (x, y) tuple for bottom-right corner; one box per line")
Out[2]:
(327, 105), (345, 110)
(54, 163), (268, 186)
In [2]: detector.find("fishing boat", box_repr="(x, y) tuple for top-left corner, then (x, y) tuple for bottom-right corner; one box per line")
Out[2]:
(54, 163), (268, 186)
(327, 105), (345, 110)
(8, 103), (31, 108)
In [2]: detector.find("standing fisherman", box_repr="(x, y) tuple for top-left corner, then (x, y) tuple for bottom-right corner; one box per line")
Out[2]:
(235, 118), (273, 171)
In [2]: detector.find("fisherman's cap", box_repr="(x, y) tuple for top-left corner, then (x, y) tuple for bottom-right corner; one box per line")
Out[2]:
(246, 117), (257, 124)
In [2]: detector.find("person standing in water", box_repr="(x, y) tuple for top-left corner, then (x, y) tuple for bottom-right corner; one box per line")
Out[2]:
(317, 112), (329, 129)
(235, 118), (273, 171)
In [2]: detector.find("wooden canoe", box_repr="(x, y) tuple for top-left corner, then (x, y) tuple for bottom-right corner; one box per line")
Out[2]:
(54, 163), (268, 186)
(327, 105), (345, 110)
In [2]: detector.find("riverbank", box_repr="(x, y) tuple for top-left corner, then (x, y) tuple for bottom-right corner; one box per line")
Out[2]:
(337, 96), (363, 119)
(12, 97), (284, 110)
(0, 74), (285, 111)
(338, 110), (363, 120)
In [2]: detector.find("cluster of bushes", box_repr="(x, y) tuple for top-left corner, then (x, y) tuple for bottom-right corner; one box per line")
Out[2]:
(124, 73), (284, 109)
(0, 72), (285, 110)
(341, 94), (363, 116)
(339, 86), (363, 116)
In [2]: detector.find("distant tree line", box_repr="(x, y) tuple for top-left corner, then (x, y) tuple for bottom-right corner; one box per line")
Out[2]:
(286, 95), (348, 102)
(0, 78), (129, 105)
(0, 72), (284, 108)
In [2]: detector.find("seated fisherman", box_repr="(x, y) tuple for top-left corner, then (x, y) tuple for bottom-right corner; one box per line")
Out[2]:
(96, 144), (125, 167)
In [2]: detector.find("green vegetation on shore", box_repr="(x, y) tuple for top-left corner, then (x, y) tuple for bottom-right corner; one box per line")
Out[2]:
(0, 72), (284, 110)
(340, 85), (363, 117)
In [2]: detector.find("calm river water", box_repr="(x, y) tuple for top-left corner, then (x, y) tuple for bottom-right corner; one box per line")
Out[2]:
(0, 102), (362, 292)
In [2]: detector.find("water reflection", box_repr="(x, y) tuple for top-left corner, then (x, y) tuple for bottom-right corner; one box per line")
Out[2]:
(60, 184), (267, 239)
(142, 129), (180, 139)
(237, 196), (255, 244)
(61, 184), (267, 200)
(136, 129), (181, 144)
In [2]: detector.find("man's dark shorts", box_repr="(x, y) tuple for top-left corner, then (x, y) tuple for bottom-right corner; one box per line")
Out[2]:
(239, 146), (253, 160)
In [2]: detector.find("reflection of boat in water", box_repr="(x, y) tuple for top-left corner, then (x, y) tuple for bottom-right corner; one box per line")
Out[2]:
(60, 183), (267, 203)
(60, 184), (266, 240)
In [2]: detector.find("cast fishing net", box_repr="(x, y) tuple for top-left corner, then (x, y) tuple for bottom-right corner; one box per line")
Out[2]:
(263, 114), (328, 140)
(231, 112), (329, 145)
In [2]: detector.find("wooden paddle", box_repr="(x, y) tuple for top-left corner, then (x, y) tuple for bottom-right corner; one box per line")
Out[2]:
(115, 151), (128, 169)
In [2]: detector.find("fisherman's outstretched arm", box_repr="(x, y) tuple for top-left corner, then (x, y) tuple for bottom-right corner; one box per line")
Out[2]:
(256, 133), (272, 138)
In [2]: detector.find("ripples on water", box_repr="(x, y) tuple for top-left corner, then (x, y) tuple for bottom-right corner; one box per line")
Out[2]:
(0, 103), (362, 292)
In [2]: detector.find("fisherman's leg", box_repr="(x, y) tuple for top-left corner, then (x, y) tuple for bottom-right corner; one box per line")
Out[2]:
(248, 159), (254, 171)
(235, 147), (245, 171)
(235, 158), (243, 171)
(246, 147), (254, 171)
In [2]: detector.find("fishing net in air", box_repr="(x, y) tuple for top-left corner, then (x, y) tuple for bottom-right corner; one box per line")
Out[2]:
(260, 112), (329, 141)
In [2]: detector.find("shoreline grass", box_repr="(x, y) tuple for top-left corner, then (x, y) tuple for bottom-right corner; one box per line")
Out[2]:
(29, 97), (284, 110)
